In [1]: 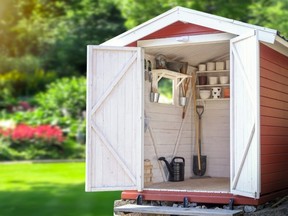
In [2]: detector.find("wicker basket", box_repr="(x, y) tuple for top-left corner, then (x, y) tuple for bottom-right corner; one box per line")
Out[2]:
(144, 159), (153, 184)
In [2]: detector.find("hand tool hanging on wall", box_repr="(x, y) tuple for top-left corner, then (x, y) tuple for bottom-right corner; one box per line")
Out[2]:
(181, 65), (194, 119)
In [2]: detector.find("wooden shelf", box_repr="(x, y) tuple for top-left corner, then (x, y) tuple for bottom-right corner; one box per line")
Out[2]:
(196, 70), (229, 74)
(197, 84), (230, 88)
(197, 98), (230, 102)
(196, 69), (230, 100)
(152, 69), (192, 88)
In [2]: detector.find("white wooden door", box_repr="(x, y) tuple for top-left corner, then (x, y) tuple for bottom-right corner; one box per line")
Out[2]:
(230, 31), (260, 198)
(86, 46), (143, 192)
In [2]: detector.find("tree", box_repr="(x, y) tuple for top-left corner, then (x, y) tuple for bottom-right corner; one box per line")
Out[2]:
(42, 0), (126, 75)
(115, 0), (252, 29)
(0, 0), (126, 75)
(116, 0), (288, 38)
(248, 0), (288, 37)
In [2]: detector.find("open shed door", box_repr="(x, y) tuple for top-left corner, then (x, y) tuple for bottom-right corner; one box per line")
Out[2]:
(230, 31), (260, 198)
(86, 46), (143, 192)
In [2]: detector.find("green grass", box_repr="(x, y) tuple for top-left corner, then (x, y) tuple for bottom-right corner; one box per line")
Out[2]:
(0, 162), (121, 216)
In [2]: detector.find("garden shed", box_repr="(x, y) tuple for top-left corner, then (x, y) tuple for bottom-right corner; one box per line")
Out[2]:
(86, 6), (288, 207)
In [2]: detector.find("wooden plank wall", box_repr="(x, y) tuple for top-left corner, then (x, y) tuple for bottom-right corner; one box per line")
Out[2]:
(128, 21), (220, 46)
(260, 44), (288, 195)
(144, 54), (230, 184)
(201, 102), (230, 178)
(144, 54), (194, 183)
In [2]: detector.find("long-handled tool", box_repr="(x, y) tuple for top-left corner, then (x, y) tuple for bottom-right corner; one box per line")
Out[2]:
(193, 105), (207, 176)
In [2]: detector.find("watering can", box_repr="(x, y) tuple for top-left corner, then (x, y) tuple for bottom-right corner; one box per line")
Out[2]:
(158, 157), (185, 182)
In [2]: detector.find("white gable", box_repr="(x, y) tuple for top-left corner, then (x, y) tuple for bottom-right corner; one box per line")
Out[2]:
(101, 6), (277, 47)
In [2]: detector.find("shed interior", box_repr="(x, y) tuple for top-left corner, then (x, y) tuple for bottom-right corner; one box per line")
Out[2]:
(142, 40), (231, 192)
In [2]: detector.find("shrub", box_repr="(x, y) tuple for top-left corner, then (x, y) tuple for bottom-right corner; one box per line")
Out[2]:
(0, 55), (42, 74)
(0, 123), (65, 160)
(0, 70), (58, 108)
(0, 76), (87, 161)
(35, 76), (86, 117)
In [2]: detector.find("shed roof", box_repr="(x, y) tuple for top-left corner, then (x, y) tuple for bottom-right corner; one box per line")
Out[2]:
(102, 6), (281, 47)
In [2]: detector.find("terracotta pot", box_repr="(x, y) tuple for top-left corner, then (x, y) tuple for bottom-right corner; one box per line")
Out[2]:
(223, 87), (230, 98)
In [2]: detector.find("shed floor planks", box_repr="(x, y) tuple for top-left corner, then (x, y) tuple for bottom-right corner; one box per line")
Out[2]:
(145, 177), (230, 192)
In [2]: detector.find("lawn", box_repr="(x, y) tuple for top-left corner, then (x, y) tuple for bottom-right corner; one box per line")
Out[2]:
(0, 162), (121, 216)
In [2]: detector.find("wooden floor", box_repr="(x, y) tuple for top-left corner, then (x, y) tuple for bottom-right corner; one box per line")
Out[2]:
(145, 177), (230, 192)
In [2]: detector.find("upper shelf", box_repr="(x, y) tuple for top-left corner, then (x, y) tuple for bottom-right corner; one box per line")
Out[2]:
(152, 69), (192, 88)
(196, 69), (229, 74)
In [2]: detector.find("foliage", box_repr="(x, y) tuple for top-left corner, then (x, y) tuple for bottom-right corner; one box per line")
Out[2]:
(1, 124), (64, 144)
(116, 0), (252, 29)
(249, 0), (288, 37)
(0, 0), (126, 75)
(158, 78), (173, 104)
(42, 0), (126, 75)
(0, 108), (86, 143)
(0, 55), (42, 74)
(35, 76), (86, 117)
(0, 123), (65, 160)
(116, 0), (287, 37)
(0, 70), (57, 106)
(0, 121), (85, 161)
(0, 162), (120, 216)
(0, 76), (86, 161)
(1, 0), (287, 77)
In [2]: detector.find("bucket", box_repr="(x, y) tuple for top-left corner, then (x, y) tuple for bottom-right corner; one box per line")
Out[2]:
(179, 97), (187, 106)
(150, 92), (160, 103)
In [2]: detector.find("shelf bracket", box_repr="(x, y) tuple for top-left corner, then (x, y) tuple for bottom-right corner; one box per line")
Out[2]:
(176, 78), (186, 88)
(156, 73), (165, 82)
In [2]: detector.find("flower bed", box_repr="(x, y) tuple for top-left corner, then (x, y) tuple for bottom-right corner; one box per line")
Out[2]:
(2, 124), (64, 144)
(0, 123), (69, 161)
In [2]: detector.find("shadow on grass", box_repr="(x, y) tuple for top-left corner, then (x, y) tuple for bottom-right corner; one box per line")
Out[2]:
(0, 182), (121, 216)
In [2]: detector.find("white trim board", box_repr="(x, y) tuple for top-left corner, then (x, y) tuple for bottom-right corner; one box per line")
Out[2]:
(102, 6), (277, 47)
(137, 33), (235, 48)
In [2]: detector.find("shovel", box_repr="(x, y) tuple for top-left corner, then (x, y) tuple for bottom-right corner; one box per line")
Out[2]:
(193, 105), (207, 176)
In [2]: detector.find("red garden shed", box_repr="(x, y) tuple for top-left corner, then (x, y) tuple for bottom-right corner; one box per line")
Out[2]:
(85, 6), (288, 213)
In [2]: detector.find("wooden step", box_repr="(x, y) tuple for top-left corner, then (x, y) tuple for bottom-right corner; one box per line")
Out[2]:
(114, 204), (243, 216)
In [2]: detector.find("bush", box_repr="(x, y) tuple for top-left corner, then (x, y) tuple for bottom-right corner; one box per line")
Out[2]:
(0, 55), (42, 74)
(35, 76), (86, 117)
(0, 123), (65, 160)
(0, 76), (87, 161)
(0, 70), (58, 108)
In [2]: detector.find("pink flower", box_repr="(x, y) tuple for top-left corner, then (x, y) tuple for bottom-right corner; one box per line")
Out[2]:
(11, 124), (35, 141)
(0, 124), (64, 144)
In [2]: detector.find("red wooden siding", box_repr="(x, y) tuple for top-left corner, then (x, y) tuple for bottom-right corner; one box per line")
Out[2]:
(128, 21), (221, 46)
(260, 44), (288, 195)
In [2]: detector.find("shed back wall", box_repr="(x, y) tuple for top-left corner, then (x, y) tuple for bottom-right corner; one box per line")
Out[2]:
(260, 44), (288, 195)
